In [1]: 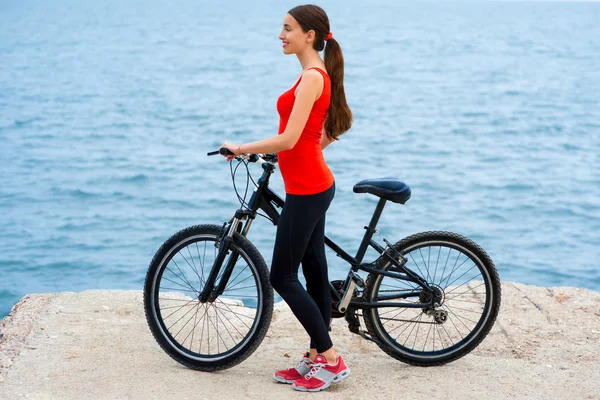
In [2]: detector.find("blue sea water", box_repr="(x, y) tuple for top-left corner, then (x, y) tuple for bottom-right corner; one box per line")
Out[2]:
(1, 0), (599, 320)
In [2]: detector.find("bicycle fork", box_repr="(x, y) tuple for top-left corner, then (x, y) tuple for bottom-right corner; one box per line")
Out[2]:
(198, 217), (245, 303)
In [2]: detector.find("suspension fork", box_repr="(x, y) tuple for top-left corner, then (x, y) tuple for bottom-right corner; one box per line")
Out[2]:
(198, 215), (247, 303)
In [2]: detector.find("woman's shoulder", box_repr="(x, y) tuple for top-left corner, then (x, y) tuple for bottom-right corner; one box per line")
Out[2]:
(304, 66), (328, 76)
(294, 67), (328, 97)
(299, 68), (326, 87)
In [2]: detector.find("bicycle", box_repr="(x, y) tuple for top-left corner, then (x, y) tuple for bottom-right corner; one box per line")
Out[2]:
(143, 148), (501, 371)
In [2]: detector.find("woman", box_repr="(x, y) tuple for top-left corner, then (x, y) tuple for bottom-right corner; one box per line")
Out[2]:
(220, 4), (352, 392)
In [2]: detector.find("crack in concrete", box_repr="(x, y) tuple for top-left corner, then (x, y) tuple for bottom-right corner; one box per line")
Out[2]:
(497, 324), (514, 343)
(511, 283), (556, 324)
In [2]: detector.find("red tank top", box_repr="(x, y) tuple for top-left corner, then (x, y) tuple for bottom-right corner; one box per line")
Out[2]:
(276, 67), (335, 195)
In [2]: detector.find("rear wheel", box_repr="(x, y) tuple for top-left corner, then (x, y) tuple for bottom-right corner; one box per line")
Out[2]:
(143, 224), (273, 371)
(363, 231), (501, 366)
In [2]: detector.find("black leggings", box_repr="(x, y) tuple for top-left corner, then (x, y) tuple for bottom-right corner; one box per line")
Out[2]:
(269, 181), (336, 353)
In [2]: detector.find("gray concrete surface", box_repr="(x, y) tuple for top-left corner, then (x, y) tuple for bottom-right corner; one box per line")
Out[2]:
(0, 282), (599, 399)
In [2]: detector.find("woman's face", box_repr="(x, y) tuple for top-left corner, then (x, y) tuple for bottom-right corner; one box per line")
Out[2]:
(279, 13), (312, 55)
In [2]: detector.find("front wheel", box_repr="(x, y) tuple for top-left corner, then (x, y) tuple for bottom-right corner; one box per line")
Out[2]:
(363, 231), (501, 366)
(143, 224), (273, 371)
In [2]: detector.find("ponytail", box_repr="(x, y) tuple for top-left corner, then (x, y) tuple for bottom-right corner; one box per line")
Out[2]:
(323, 37), (353, 141)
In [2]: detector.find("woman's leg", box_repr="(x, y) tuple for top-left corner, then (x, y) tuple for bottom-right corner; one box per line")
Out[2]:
(302, 213), (333, 354)
(269, 182), (335, 355)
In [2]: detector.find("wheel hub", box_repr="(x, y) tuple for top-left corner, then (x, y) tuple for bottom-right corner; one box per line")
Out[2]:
(419, 285), (445, 310)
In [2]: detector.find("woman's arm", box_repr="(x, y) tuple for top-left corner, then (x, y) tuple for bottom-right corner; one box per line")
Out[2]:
(221, 69), (323, 160)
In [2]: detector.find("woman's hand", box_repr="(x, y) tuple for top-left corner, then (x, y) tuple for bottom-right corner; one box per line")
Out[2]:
(220, 142), (242, 162)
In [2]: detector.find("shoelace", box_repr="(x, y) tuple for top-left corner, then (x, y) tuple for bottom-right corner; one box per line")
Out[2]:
(295, 356), (313, 371)
(304, 361), (327, 380)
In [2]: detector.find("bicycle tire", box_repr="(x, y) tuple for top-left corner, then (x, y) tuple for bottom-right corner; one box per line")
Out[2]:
(363, 231), (501, 366)
(143, 224), (273, 371)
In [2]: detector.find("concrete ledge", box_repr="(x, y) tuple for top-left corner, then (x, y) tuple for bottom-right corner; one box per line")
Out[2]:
(0, 283), (599, 399)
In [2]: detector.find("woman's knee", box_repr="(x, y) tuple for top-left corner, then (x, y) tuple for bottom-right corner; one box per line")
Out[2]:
(269, 268), (283, 292)
(269, 266), (290, 293)
(270, 267), (302, 296)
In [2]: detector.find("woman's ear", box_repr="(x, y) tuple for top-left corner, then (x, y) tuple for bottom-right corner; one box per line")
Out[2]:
(306, 29), (315, 43)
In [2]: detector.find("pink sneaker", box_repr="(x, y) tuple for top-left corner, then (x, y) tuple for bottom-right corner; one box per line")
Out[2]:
(273, 352), (314, 384)
(292, 354), (351, 392)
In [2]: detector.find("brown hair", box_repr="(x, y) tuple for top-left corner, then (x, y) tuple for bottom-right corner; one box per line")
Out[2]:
(288, 4), (352, 141)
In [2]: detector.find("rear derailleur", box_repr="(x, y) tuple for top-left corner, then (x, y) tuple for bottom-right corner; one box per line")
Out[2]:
(419, 286), (448, 324)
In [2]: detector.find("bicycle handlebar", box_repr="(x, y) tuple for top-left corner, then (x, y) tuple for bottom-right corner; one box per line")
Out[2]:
(207, 147), (278, 164)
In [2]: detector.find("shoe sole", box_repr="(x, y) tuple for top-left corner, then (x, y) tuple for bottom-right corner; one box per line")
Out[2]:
(292, 368), (351, 392)
(273, 373), (297, 384)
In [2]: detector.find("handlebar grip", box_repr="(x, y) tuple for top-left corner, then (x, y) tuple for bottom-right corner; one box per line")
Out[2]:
(207, 148), (234, 156)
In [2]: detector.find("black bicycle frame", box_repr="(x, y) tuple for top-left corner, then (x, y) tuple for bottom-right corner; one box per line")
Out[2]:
(200, 159), (435, 309)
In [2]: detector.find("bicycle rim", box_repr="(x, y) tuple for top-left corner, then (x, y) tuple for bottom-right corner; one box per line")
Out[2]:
(149, 234), (264, 362)
(369, 238), (495, 359)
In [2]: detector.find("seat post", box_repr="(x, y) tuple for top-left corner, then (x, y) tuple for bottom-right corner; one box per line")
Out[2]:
(355, 197), (387, 264)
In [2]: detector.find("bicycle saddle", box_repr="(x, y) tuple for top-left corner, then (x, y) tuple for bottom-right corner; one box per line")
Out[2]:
(353, 177), (411, 204)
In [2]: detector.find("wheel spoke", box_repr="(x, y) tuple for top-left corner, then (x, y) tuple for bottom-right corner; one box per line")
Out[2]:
(438, 247), (452, 285)
(206, 304), (228, 353)
(444, 265), (479, 291)
(195, 241), (207, 286)
(378, 306), (408, 317)
(391, 313), (421, 339)
(185, 303), (206, 349)
(185, 244), (203, 287)
(444, 303), (484, 314)
(407, 253), (428, 286)
(432, 246), (442, 284)
(224, 285), (257, 292)
(199, 304), (207, 354)
(418, 247), (430, 283)
(161, 297), (198, 320)
(440, 253), (469, 289)
(212, 303), (243, 342)
(225, 269), (254, 291)
(171, 258), (200, 294)
(412, 313), (423, 349)
(159, 297), (198, 302)
(384, 276), (418, 291)
(167, 301), (201, 332)
(173, 303), (202, 340)
(444, 305), (479, 325)
(212, 303), (256, 321)
(401, 314), (422, 346)
(443, 305), (469, 337)
(440, 321), (456, 346)
(159, 286), (196, 293)
(445, 281), (486, 298)
(162, 271), (198, 294)
(445, 298), (484, 305)
(215, 298), (253, 330)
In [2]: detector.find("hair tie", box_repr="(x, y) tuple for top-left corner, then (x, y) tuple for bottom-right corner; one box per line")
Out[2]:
(325, 32), (333, 41)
